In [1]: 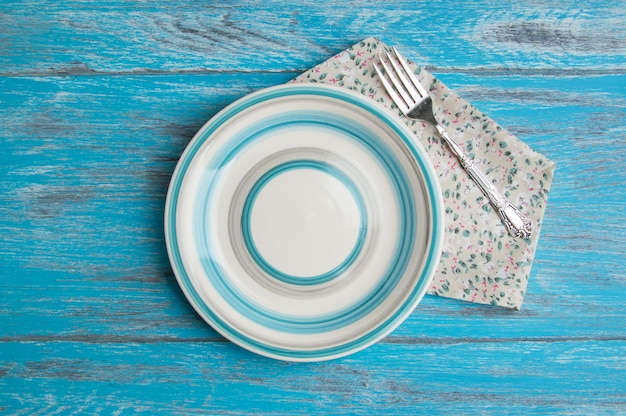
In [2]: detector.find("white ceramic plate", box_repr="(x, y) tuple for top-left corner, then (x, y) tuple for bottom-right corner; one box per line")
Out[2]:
(165, 83), (444, 361)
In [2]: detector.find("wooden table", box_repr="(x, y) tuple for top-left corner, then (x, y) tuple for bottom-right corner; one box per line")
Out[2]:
(2, 1), (624, 413)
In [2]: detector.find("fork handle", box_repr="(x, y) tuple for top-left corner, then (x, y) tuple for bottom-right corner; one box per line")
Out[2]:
(435, 126), (532, 239)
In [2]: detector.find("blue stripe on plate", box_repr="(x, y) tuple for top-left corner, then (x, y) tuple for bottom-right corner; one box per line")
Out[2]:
(241, 159), (367, 286)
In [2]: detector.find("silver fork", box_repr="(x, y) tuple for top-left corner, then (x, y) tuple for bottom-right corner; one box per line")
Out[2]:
(373, 47), (532, 239)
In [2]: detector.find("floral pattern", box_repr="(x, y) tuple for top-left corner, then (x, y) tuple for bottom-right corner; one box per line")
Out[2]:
(291, 37), (555, 309)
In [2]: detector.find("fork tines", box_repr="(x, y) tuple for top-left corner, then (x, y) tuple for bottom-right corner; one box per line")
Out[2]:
(374, 47), (428, 114)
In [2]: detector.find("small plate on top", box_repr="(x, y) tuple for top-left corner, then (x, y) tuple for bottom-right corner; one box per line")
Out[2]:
(164, 83), (444, 361)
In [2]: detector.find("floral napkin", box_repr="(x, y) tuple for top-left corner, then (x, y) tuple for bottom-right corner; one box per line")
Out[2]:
(290, 37), (555, 309)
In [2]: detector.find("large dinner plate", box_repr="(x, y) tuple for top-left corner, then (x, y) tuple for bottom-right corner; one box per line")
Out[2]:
(165, 83), (444, 361)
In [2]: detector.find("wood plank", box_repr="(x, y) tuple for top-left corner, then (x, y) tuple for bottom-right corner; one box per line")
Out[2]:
(0, 340), (624, 413)
(1, 72), (624, 341)
(1, 0), (624, 75)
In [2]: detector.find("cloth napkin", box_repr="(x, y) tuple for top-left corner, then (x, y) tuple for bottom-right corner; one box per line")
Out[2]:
(290, 37), (555, 309)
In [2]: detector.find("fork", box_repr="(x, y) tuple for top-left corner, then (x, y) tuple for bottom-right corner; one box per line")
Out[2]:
(373, 47), (532, 239)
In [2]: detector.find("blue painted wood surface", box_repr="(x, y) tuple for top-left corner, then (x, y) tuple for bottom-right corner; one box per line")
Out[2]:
(1, 0), (625, 413)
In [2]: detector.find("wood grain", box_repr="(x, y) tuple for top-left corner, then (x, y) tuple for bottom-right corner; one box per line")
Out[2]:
(1, 0), (625, 413)
(2, 1), (624, 75)
(2, 340), (625, 414)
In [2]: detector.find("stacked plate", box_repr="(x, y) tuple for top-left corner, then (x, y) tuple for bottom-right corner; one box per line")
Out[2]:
(165, 84), (444, 361)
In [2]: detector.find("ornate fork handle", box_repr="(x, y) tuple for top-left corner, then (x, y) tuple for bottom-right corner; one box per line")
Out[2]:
(435, 125), (532, 239)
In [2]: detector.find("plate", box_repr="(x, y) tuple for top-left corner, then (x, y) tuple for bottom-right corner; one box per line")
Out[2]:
(164, 83), (444, 361)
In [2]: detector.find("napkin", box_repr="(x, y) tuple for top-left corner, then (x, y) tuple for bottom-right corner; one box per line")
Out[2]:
(290, 37), (555, 309)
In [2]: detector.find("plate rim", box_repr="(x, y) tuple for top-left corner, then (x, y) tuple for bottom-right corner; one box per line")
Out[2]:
(164, 83), (444, 361)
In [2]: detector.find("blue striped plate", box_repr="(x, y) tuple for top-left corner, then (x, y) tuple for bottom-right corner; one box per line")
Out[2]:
(164, 84), (444, 361)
